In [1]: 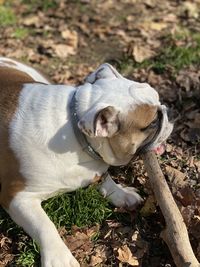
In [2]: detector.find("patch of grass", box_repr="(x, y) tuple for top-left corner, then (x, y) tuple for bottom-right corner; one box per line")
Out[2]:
(121, 30), (200, 74)
(21, 0), (58, 10)
(12, 28), (29, 39)
(15, 241), (40, 267)
(150, 41), (200, 74)
(76, 2), (91, 14)
(0, 5), (16, 26)
(43, 186), (113, 228)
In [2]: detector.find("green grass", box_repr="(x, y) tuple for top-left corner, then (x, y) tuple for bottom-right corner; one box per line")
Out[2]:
(0, 186), (113, 266)
(12, 28), (29, 39)
(15, 241), (40, 267)
(21, 0), (58, 10)
(43, 186), (113, 228)
(0, 5), (16, 26)
(120, 30), (200, 75)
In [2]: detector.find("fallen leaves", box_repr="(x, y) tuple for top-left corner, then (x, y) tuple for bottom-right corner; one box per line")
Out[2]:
(165, 165), (188, 188)
(195, 161), (200, 172)
(128, 44), (155, 63)
(90, 245), (107, 266)
(0, 234), (14, 267)
(36, 29), (78, 59)
(140, 21), (168, 31)
(23, 15), (40, 27)
(60, 225), (99, 265)
(0, 0), (200, 266)
(181, 2), (199, 19)
(54, 43), (76, 58)
(117, 245), (139, 266)
(39, 28), (78, 59)
(60, 28), (78, 57)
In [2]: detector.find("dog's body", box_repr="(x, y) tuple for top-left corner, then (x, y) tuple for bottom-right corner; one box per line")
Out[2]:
(0, 57), (173, 267)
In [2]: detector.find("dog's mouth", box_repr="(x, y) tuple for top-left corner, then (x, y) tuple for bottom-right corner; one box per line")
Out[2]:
(137, 106), (173, 156)
(136, 111), (163, 156)
(151, 143), (166, 155)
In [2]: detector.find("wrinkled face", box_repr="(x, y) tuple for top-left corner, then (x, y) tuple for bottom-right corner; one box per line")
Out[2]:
(78, 63), (173, 166)
(109, 104), (159, 162)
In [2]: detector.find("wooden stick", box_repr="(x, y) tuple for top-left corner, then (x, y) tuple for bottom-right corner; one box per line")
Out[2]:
(142, 151), (200, 267)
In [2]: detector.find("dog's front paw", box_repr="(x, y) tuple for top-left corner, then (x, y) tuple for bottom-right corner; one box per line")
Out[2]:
(102, 184), (143, 210)
(41, 245), (80, 267)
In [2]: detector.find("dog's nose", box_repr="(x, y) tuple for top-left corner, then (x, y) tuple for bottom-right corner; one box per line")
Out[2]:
(167, 108), (174, 122)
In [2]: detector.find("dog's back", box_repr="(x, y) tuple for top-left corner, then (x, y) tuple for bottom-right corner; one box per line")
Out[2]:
(0, 58), (104, 208)
(0, 57), (50, 84)
(0, 62), (36, 207)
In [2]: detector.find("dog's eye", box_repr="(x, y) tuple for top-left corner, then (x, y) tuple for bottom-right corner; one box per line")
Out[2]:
(141, 116), (159, 131)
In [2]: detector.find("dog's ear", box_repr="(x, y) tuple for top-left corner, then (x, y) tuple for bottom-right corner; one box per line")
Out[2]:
(94, 106), (120, 137)
(78, 106), (120, 138)
(85, 63), (123, 84)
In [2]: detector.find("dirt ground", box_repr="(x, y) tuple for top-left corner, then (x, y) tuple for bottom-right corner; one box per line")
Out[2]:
(0, 0), (200, 266)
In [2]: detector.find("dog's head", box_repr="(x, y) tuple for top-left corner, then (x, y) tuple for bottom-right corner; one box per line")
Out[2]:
(77, 63), (173, 166)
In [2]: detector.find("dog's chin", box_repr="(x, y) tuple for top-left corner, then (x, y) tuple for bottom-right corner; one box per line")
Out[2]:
(104, 156), (132, 167)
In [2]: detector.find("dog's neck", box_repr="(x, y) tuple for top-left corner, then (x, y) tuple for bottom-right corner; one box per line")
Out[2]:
(70, 91), (102, 161)
(74, 84), (118, 165)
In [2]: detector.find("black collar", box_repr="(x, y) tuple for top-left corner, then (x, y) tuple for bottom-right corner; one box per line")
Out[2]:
(136, 110), (163, 155)
(70, 91), (102, 161)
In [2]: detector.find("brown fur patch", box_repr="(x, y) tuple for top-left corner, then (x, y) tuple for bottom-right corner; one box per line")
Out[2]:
(124, 104), (157, 130)
(108, 104), (158, 161)
(0, 67), (34, 208)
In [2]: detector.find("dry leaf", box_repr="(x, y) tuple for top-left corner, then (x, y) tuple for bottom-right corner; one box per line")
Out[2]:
(149, 22), (168, 31)
(64, 232), (90, 251)
(195, 161), (200, 172)
(0, 234), (14, 266)
(54, 44), (76, 58)
(176, 69), (200, 92)
(190, 215), (200, 239)
(181, 128), (200, 144)
(144, 0), (156, 8)
(90, 255), (103, 266)
(130, 45), (155, 63)
(90, 245), (107, 266)
(140, 195), (157, 217)
(165, 165), (187, 188)
(61, 29), (78, 49)
(140, 21), (168, 31)
(182, 2), (199, 18)
(175, 186), (196, 207)
(117, 245), (139, 266)
(23, 15), (40, 26)
(180, 205), (195, 226)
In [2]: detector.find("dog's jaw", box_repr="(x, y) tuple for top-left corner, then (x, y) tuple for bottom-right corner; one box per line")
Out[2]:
(148, 105), (173, 155)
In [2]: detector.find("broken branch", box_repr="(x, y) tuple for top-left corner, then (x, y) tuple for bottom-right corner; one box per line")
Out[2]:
(142, 151), (200, 267)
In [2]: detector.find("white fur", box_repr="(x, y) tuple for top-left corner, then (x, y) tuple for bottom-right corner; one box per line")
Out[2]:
(10, 84), (108, 198)
(99, 175), (142, 209)
(2, 60), (172, 267)
(9, 193), (80, 267)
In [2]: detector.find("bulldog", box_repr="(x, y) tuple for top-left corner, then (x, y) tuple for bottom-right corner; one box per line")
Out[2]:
(0, 57), (173, 267)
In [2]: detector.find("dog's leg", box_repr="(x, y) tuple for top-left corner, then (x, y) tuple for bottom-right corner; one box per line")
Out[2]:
(98, 175), (143, 210)
(7, 193), (80, 267)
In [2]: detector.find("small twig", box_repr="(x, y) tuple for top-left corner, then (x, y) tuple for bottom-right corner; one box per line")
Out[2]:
(142, 151), (200, 267)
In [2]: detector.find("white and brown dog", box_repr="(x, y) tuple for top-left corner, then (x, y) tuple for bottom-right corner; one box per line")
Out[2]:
(0, 57), (173, 267)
